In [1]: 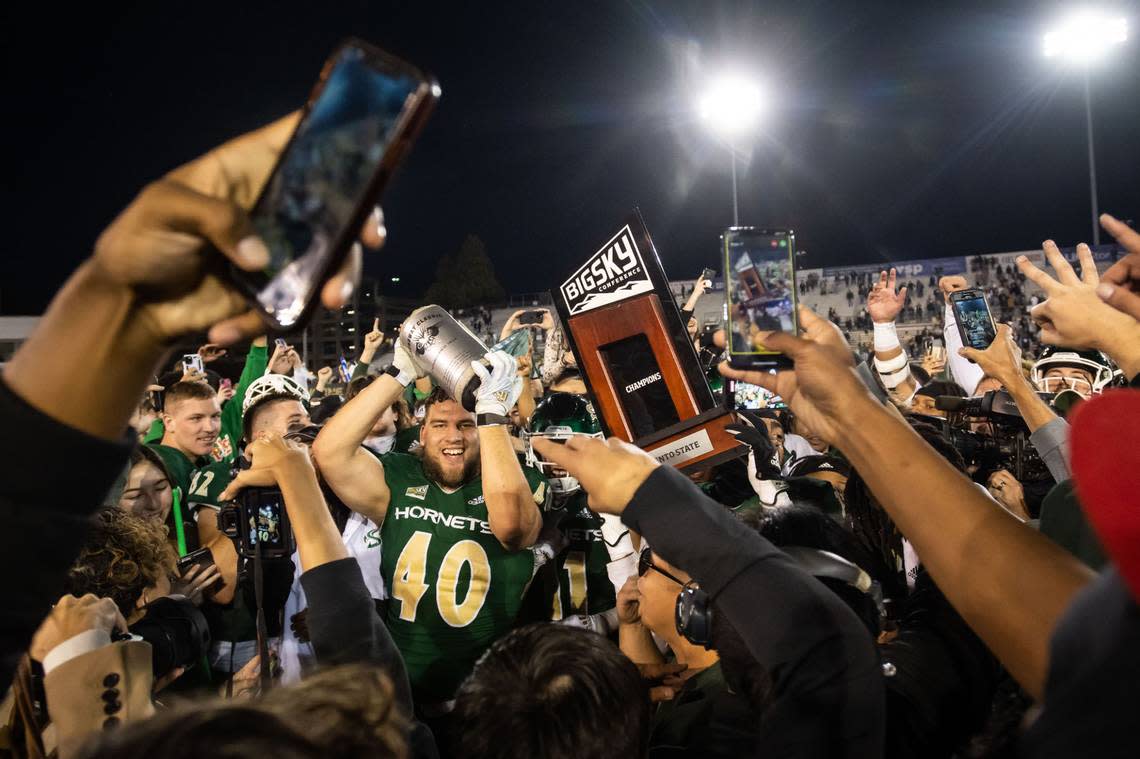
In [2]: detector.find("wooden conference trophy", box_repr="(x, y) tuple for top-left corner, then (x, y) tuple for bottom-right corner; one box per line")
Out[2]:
(551, 211), (744, 472)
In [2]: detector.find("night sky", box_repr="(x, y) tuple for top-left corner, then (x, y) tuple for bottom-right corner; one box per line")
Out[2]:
(3, 0), (1139, 315)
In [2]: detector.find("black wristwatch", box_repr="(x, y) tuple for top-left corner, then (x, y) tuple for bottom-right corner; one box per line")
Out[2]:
(476, 412), (510, 427)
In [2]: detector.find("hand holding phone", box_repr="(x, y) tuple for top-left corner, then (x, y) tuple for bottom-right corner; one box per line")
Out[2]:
(229, 40), (439, 330)
(176, 547), (215, 575)
(949, 289), (998, 357)
(182, 354), (205, 376)
(517, 309), (547, 326)
(723, 228), (798, 370)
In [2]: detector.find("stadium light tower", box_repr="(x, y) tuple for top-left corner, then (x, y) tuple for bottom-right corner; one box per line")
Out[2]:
(698, 72), (764, 226)
(1043, 11), (1128, 246)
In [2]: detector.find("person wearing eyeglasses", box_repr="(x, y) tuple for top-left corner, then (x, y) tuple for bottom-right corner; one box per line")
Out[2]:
(614, 548), (757, 756)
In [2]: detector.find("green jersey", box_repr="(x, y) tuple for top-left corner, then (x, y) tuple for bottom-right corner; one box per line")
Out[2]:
(186, 460), (236, 518)
(186, 459), (255, 646)
(547, 491), (616, 619)
(148, 444), (207, 503)
(377, 452), (549, 703)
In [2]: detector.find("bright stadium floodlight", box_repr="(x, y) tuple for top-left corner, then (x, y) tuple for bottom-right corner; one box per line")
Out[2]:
(697, 72), (764, 225)
(698, 73), (764, 137)
(1042, 11), (1127, 64)
(1042, 11), (1129, 245)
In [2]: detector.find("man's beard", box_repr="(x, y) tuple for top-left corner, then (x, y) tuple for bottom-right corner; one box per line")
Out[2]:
(422, 450), (481, 489)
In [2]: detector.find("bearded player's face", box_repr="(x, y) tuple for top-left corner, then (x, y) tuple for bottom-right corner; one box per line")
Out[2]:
(421, 400), (480, 488)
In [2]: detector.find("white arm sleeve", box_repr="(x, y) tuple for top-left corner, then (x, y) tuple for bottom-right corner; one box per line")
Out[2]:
(944, 304), (984, 395)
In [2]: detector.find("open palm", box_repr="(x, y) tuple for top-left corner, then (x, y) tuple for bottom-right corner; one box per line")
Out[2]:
(867, 268), (908, 323)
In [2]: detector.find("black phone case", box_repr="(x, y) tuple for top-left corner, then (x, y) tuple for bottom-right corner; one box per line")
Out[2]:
(950, 289), (997, 357)
(229, 38), (440, 332)
(722, 227), (797, 371)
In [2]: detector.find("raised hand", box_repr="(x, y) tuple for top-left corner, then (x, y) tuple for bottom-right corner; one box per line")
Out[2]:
(958, 324), (1023, 388)
(1016, 241), (1128, 351)
(361, 318), (385, 358)
(93, 115), (386, 346)
(472, 350), (524, 417)
(268, 342), (299, 375)
(1097, 213), (1140, 320)
(197, 344), (228, 363)
(531, 435), (659, 515)
(719, 306), (870, 448)
(939, 275), (969, 296)
(867, 268), (908, 323)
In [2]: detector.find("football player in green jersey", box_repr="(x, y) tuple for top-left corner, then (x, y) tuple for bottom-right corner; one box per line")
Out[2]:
(186, 373), (310, 672)
(190, 374), (310, 591)
(524, 393), (620, 632)
(149, 380), (221, 499)
(313, 337), (546, 707)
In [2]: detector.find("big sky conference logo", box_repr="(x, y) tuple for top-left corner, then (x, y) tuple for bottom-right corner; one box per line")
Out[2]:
(561, 225), (654, 316)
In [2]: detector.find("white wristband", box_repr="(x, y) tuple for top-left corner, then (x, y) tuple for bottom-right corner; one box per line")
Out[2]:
(873, 321), (900, 352)
(881, 365), (912, 390)
(874, 352), (909, 374)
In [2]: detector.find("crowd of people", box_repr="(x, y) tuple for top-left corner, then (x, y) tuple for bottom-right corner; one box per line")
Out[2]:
(1, 112), (1139, 759)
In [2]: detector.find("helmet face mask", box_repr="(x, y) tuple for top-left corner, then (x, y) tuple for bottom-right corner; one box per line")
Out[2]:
(1031, 348), (1115, 399)
(524, 392), (603, 497)
(524, 426), (604, 495)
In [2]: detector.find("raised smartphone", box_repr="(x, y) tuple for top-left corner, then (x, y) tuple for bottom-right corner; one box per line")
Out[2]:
(722, 228), (798, 370)
(949, 289), (998, 353)
(230, 39), (439, 330)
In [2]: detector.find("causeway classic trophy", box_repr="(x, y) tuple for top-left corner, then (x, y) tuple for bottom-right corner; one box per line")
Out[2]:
(551, 211), (744, 472)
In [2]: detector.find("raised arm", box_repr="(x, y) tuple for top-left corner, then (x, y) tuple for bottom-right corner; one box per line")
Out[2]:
(867, 268), (918, 402)
(472, 351), (542, 550)
(356, 319), (386, 377)
(720, 306), (1094, 699)
(939, 276), (985, 395)
(221, 436), (347, 570)
(219, 337), (268, 454)
(311, 373), (405, 525)
(220, 437), (424, 736)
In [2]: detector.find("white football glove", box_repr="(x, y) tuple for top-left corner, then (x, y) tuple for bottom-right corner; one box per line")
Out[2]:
(392, 337), (426, 386)
(472, 350), (523, 417)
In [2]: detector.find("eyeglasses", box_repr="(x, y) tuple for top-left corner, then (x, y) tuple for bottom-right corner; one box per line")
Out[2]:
(638, 549), (686, 587)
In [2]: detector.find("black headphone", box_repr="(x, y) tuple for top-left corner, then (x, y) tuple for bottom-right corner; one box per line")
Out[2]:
(674, 546), (882, 648)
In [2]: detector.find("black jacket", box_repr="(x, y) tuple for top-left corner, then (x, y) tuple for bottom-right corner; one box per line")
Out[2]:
(622, 465), (885, 758)
(301, 557), (439, 759)
(0, 377), (133, 692)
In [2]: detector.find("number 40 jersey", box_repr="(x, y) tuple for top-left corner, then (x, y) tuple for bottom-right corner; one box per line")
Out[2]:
(377, 452), (550, 704)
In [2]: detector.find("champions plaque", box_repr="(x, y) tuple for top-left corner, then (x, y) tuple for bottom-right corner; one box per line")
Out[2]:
(552, 211), (744, 472)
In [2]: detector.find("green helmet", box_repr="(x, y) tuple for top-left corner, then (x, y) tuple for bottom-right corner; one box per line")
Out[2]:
(525, 393), (603, 495)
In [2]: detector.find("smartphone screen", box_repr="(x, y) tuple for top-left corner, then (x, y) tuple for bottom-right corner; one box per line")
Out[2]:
(247, 500), (285, 550)
(733, 379), (785, 409)
(723, 228), (797, 367)
(951, 290), (997, 350)
(236, 42), (437, 328)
